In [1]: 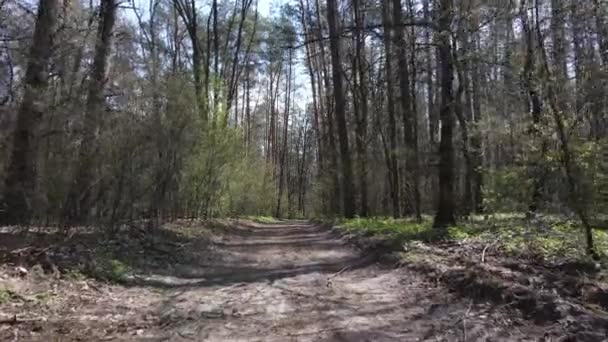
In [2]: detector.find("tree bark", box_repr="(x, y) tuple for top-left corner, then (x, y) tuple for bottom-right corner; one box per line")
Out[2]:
(470, 34), (483, 213)
(535, 0), (596, 257)
(353, 0), (369, 217)
(276, 49), (293, 217)
(393, 0), (420, 219)
(326, 0), (356, 218)
(63, 0), (117, 224)
(1, 0), (59, 224)
(520, 0), (548, 214)
(173, 0), (205, 121)
(381, 0), (401, 219)
(433, 0), (456, 229)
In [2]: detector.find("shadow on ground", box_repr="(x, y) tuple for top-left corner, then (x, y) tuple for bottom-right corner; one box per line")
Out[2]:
(126, 220), (378, 289)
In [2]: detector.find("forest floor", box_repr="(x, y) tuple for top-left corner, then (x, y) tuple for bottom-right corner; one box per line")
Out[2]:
(1, 219), (608, 341)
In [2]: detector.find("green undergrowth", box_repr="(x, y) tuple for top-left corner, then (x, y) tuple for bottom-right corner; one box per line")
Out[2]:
(0, 287), (15, 304)
(335, 215), (608, 262)
(340, 216), (436, 241)
(86, 254), (130, 283)
(164, 219), (230, 237)
(0, 286), (56, 306)
(243, 216), (282, 224)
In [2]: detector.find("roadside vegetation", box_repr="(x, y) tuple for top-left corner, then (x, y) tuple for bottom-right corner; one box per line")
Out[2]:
(333, 215), (608, 262)
(242, 216), (283, 224)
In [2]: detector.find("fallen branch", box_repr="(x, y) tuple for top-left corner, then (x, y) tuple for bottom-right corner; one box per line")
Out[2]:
(0, 315), (18, 325)
(328, 265), (350, 279)
(481, 241), (498, 264)
(481, 245), (490, 264)
(0, 315), (41, 325)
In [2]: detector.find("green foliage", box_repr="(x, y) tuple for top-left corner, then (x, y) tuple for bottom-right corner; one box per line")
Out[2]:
(483, 167), (531, 213)
(0, 287), (14, 304)
(89, 256), (129, 283)
(478, 120), (604, 214)
(306, 175), (336, 218)
(65, 269), (87, 281)
(339, 215), (608, 261)
(573, 139), (607, 213)
(453, 219), (608, 260)
(179, 119), (274, 217)
(341, 217), (437, 242)
(222, 157), (276, 217)
(245, 216), (281, 224)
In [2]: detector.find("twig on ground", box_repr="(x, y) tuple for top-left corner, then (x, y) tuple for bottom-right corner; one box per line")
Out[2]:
(328, 265), (350, 279)
(177, 331), (196, 340)
(481, 241), (498, 264)
(0, 315), (41, 325)
(481, 245), (490, 264)
(286, 326), (346, 337)
(0, 315), (18, 325)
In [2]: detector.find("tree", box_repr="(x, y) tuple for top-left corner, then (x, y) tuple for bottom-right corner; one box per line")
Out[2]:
(381, 0), (401, 218)
(433, 0), (456, 229)
(1, 0), (59, 224)
(173, 0), (205, 120)
(0, 0), (605, 261)
(352, 0), (369, 217)
(326, 0), (355, 218)
(63, 0), (118, 223)
(392, 0), (420, 219)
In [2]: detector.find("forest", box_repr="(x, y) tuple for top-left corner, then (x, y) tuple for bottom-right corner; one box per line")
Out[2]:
(1, 0), (608, 340)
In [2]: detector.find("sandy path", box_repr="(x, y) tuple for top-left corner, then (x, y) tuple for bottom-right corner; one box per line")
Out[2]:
(146, 221), (547, 341)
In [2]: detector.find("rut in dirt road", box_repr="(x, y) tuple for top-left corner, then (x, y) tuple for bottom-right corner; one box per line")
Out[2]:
(151, 221), (548, 341)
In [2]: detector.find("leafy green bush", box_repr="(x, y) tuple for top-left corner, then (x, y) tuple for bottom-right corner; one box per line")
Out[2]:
(483, 167), (531, 213)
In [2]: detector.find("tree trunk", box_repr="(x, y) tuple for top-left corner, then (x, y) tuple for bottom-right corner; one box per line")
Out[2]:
(326, 0), (356, 218)
(593, 0), (608, 66)
(300, 0), (324, 179)
(426, 0), (439, 147)
(276, 49), (293, 217)
(393, 0), (420, 219)
(381, 0), (401, 219)
(433, 0), (456, 229)
(470, 34), (483, 213)
(453, 34), (473, 216)
(353, 0), (369, 217)
(535, 0), (596, 257)
(173, 0), (205, 121)
(212, 0), (219, 115)
(520, 0), (548, 214)
(63, 0), (117, 224)
(1, 0), (59, 224)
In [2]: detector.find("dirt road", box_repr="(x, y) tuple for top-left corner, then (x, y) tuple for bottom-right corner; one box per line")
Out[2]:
(2, 220), (556, 341)
(145, 220), (549, 341)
